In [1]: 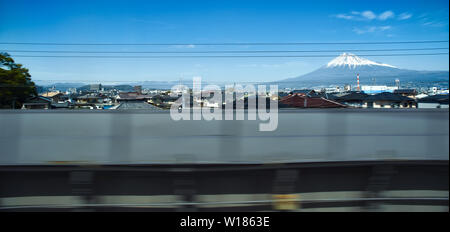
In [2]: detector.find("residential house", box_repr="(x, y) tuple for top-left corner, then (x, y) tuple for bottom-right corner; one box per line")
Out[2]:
(291, 89), (316, 96)
(363, 92), (416, 108)
(73, 94), (107, 109)
(279, 94), (346, 108)
(393, 89), (418, 99)
(75, 94), (103, 104)
(40, 92), (66, 103)
(417, 95), (449, 109)
(21, 96), (52, 109)
(329, 92), (368, 108)
(150, 94), (180, 109)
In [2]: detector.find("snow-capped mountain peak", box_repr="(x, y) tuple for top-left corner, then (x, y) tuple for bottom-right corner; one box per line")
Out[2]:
(326, 53), (397, 69)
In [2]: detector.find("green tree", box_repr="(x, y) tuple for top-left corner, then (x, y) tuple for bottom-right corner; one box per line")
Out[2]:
(0, 52), (37, 109)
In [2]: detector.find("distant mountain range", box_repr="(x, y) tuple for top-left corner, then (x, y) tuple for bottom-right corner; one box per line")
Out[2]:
(34, 53), (449, 90)
(34, 82), (86, 92)
(276, 53), (449, 88)
(76, 84), (135, 92)
(35, 80), (239, 91)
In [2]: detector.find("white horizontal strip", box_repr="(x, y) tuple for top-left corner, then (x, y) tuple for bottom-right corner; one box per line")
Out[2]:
(0, 191), (447, 210)
(373, 205), (449, 212)
(381, 190), (449, 198)
(1, 196), (84, 207)
(98, 195), (181, 208)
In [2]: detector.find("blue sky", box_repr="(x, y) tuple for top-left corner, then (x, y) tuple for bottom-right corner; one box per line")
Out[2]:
(0, 0), (448, 83)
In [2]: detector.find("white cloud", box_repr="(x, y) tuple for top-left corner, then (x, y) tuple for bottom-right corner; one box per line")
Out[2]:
(353, 26), (392, 34)
(398, 13), (412, 20)
(422, 21), (447, 27)
(361, 11), (377, 20)
(334, 10), (397, 21)
(379, 26), (392, 31)
(378, 11), (395, 20)
(418, 14), (448, 27)
(353, 27), (375, 34)
(336, 14), (354, 20)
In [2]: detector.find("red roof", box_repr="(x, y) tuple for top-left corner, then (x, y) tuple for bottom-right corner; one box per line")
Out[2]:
(280, 94), (346, 108)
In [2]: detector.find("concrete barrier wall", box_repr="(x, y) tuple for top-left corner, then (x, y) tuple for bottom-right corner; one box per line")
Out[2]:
(0, 109), (448, 165)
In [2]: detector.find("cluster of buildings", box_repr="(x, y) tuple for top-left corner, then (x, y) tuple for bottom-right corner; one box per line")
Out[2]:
(277, 86), (449, 109)
(22, 84), (173, 110)
(21, 83), (449, 110)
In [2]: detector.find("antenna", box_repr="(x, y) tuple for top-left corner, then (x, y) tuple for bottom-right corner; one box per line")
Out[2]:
(356, 74), (360, 92)
(179, 76), (185, 109)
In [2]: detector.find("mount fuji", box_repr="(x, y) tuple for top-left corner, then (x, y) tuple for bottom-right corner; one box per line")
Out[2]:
(277, 53), (449, 88)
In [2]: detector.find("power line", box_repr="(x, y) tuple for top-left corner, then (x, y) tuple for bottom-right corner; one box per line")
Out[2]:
(10, 53), (449, 58)
(0, 40), (448, 46)
(3, 47), (449, 54)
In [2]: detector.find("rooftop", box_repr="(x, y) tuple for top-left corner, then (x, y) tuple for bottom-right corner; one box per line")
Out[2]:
(40, 92), (63, 98)
(110, 102), (165, 111)
(365, 92), (415, 102)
